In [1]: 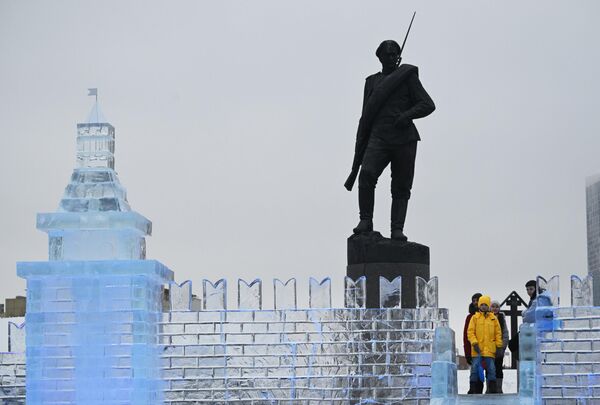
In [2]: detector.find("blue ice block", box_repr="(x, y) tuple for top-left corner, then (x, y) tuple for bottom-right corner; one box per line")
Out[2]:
(18, 260), (172, 405)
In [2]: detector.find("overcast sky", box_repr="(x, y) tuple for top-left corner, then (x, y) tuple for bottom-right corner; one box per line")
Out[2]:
(1, 0), (599, 349)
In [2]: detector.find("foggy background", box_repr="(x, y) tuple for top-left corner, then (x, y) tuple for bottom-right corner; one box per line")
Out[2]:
(1, 0), (599, 352)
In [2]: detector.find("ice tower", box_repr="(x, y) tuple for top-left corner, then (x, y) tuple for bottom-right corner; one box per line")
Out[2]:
(17, 102), (173, 404)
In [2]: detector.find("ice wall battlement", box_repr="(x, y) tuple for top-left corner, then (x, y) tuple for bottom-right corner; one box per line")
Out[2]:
(168, 276), (439, 312)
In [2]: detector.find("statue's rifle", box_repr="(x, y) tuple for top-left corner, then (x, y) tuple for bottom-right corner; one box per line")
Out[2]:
(344, 11), (416, 191)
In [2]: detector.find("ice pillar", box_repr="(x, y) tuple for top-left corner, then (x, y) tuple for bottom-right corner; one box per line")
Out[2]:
(17, 106), (173, 404)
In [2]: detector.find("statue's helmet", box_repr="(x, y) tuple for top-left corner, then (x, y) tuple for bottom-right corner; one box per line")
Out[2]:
(375, 40), (401, 58)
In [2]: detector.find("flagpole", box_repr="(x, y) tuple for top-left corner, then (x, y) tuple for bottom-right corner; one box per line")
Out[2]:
(95, 90), (99, 123)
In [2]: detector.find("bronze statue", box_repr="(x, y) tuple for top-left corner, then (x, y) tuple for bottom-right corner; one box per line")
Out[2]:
(345, 39), (435, 241)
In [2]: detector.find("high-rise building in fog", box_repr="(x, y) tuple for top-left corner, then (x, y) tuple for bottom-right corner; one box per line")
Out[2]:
(586, 175), (600, 305)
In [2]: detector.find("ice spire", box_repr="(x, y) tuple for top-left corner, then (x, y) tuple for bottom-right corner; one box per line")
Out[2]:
(35, 92), (151, 261)
(57, 95), (131, 213)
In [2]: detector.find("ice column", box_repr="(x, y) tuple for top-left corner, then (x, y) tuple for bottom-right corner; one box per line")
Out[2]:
(274, 278), (297, 310)
(430, 327), (457, 404)
(203, 279), (227, 310)
(379, 276), (402, 308)
(571, 275), (594, 307)
(344, 276), (366, 309)
(518, 324), (536, 403)
(309, 277), (331, 308)
(170, 281), (192, 311)
(416, 276), (438, 308)
(17, 104), (173, 405)
(238, 278), (262, 310)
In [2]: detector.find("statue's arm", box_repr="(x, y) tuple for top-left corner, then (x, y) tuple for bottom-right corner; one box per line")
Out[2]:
(403, 73), (435, 120)
(361, 77), (374, 115)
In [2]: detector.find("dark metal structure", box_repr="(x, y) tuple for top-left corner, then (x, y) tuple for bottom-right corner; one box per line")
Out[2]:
(499, 290), (529, 369)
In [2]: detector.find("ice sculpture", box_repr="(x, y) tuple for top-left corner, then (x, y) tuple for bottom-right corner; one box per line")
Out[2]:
(274, 278), (297, 309)
(571, 274), (594, 307)
(203, 279), (227, 310)
(537, 275), (560, 307)
(379, 276), (402, 308)
(17, 101), (173, 404)
(344, 276), (366, 308)
(430, 326), (457, 402)
(238, 278), (262, 310)
(170, 280), (192, 311)
(309, 277), (331, 308)
(416, 276), (438, 308)
(519, 324), (536, 399)
(8, 322), (25, 353)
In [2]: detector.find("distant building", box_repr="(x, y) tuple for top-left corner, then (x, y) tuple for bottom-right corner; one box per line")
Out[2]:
(0, 296), (26, 318)
(586, 175), (600, 305)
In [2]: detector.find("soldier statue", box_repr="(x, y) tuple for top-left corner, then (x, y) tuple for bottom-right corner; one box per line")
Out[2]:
(345, 39), (435, 241)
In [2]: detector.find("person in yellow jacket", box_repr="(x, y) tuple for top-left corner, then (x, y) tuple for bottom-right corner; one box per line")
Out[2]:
(467, 295), (503, 394)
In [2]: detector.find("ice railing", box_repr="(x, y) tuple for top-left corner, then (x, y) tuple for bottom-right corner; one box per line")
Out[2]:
(167, 276), (439, 311)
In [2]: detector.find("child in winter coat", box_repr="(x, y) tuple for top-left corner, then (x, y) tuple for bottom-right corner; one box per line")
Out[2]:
(490, 300), (509, 393)
(467, 295), (503, 394)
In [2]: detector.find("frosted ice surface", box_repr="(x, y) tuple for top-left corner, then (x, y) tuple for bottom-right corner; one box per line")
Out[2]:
(379, 276), (401, 308)
(203, 279), (227, 310)
(238, 279), (262, 310)
(571, 274), (593, 306)
(170, 281), (192, 311)
(85, 101), (108, 124)
(431, 361), (457, 399)
(432, 327), (455, 363)
(416, 276), (438, 308)
(344, 276), (366, 308)
(537, 275), (559, 307)
(59, 169), (130, 212)
(309, 277), (331, 308)
(8, 322), (25, 352)
(519, 324), (536, 362)
(519, 360), (535, 398)
(38, 211), (151, 234)
(274, 278), (297, 310)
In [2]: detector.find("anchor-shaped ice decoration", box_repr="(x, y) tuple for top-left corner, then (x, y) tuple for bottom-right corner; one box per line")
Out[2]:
(309, 277), (331, 309)
(274, 278), (297, 310)
(169, 280), (192, 311)
(537, 275), (560, 307)
(379, 276), (402, 308)
(8, 322), (25, 352)
(571, 274), (594, 307)
(344, 276), (366, 309)
(238, 278), (262, 310)
(203, 279), (227, 310)
(416, 276), (438, 308)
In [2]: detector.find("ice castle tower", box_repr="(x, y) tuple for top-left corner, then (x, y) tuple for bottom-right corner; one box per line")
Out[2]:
(17, 102), (173, 404)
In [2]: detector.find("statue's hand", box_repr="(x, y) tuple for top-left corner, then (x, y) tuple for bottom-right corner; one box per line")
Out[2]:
(394, 113), (411, 129)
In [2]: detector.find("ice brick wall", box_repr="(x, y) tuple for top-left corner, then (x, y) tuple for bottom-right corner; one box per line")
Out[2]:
(160, 307), (448, 403)
(0, 352), (25, 404)
(538, 306), (600, 403)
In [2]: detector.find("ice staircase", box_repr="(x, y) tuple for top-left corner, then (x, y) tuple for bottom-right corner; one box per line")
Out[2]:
(456, 393), (522, 404)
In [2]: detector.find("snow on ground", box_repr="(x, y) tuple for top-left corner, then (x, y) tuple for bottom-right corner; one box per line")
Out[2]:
(458, 369), (518, 394)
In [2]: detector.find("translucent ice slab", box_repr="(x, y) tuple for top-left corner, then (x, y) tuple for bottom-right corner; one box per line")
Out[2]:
(238, 279), (262, 310)
(571, 274), (593, 307)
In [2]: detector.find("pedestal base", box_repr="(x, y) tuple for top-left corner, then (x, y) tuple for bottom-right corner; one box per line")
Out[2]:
(347, 231), (430, 308)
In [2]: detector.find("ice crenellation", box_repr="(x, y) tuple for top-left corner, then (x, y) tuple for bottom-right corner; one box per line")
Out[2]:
(5, 103), (600, 403)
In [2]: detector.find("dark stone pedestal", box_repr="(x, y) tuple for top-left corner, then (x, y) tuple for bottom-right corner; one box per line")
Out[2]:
(347, 231), (429, 309)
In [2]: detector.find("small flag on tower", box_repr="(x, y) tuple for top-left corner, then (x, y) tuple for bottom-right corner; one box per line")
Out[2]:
(88, 88), (98, 97)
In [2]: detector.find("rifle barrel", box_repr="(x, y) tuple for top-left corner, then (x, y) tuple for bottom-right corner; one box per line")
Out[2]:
(400, 11), (416, 55)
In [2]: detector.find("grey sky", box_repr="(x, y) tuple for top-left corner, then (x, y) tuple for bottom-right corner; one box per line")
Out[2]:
(1, 1), (599, 348)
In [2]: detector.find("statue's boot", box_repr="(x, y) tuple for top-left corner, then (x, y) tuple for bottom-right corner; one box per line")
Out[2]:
(353, 187), (374, 234)
(391, 198), (408, 241)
